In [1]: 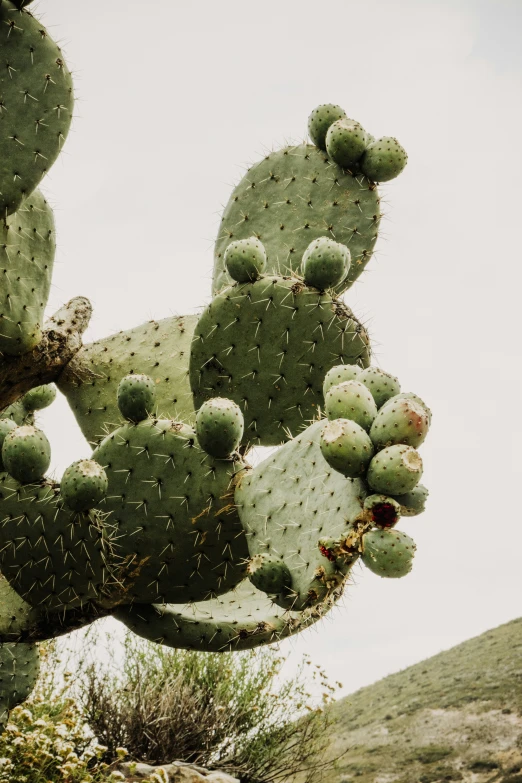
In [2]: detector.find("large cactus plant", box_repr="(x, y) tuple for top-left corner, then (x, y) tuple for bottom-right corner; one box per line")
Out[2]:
(0, 1), (430, 725)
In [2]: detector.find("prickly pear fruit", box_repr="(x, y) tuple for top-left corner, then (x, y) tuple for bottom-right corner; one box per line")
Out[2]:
(196, 398), (244, 458)
(0, 420), (17, 471)
(325, 381), (377, 432)
(370, 397), (430, 450)
(323, 364), (362, 395)
(364, 494), (401, 529)
(21, 384), (57, 413)
(247, 554), (292, 598)
(393, 392), (432, 425)
(302, 238), (350, 290)
(361, 529), (416, 578)
(320, 418), (374, 478)
(358, 367), (401, 409)
(117, 374), (156, 423)
(308, 104), (347, 150)
(224, 237), (267, 284)
(367, 444), (423, 495)
(392, 484), (429, 517)
(61, 459), (108, 512)
(2, 426), (51, 484)
(326, 119), (368, 169)
(360, 137), (408, 182)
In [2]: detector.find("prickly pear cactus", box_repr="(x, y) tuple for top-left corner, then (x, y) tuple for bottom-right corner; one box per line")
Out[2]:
(0, 0), (431, 724)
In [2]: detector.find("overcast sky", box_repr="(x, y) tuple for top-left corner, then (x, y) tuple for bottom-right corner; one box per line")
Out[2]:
(32, 0), (522, 696)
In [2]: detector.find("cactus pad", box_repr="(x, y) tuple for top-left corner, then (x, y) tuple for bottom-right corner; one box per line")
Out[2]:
(0, 473), (114, 610)
(0, 3), (74, 217)
(189, 276), (370, 446)
(213, 144), (380, 295)
(235, 420), (366, 610)
(0, 641), (40, 725)
(0, 190), (55, 355)
(93, 417), (249, 604)
(57, 315), (197, 446)
(114, 579), (344, 652)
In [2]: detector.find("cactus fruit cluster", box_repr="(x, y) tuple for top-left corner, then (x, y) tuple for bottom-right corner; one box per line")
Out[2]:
(0, 3), (431, 725)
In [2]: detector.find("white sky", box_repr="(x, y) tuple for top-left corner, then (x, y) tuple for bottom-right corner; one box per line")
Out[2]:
(32, 0), (522, 696)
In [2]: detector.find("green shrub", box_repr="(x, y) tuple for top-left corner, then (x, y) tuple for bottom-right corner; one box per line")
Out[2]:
(410, 746), (453, 764)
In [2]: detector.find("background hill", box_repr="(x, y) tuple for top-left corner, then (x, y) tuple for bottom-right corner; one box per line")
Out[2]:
(320, 618), (522, 783)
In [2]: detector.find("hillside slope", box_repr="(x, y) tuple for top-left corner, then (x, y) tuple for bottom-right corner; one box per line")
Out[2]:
(322, 618), (522, 783)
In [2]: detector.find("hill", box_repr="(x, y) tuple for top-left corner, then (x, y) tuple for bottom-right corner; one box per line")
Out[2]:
(321, 617), (522, 783)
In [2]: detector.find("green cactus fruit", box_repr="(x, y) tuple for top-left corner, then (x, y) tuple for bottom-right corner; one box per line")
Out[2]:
(323, 364), (362, 395)
(21, 384), (57, 413)
(358, 367), (401, 409)
(114, 579), (343, 652)
(190, 276), (370, 447)
(307, 104), (347, 150)
(361, 529), (416, 578)
(0, 473), (115, 610)
(360, 137), (408, 183)
(367, 444), (423, 495)
(364, 494), (401, 529)
(0, 642), (40, 725)
(196, 398), (244, 459)
(61, 459), (108, 513)
(117, 374), (156, 423)
(325, 380), (377, 432)
(2, 425), (50, 484)
(224, 237), (267, 283)
(393, 392), (432, 425)
(0, 401), (33, 428)
(392, 484), (429, 517)
(92, 417), (249, 604)
(236, 420), (364, 611)
(0, 191), (56, 356)
(0, 420), (17, 471)
(213, 143), (380, 296)
(302, 238), (350, 290)
(325, 119), (368, 169)
(57, 315), (197, 447)
(319, 418), (374, 478)
(247, 554), (292, 599)
(370, 396), (430, 451)
(0, 3), (74, 218)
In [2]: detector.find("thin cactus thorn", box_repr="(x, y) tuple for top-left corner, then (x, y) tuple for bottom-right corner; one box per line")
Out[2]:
(0, 0), (429, 723)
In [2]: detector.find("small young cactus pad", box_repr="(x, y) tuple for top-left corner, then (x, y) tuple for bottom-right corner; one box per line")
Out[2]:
(361, 137), (408, 182)
(302, 238), (351, 290)
(117, 374), (156, 423)
(307, 104), (347, 150)
(366, 444), (423, 495)
(2, 426), (51, 484)
(325, 380), (378, 432)
(320, 418), (375, 478)
(224, 237), (267, 283)
(361, 529), (416, 578)
(196, 398), (244, 458)
(61, 459), (109, 513)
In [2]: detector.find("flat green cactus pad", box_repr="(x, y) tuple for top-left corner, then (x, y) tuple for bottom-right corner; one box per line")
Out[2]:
(0, 3), (74, 217)
(189, 276), (370, 447)
(114, 578), (343, 652)
(58, 315), (197, 446)
(0, 473), (115, 611)
(0, 190), (55, 355)
(0, 641), (39, 726)
(213, 144), (380, 296)
(92, 418), (249, 605)
(236, 420), (366, 610)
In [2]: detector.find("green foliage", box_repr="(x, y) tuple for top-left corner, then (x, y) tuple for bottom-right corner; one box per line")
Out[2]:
(76, 631), (341, 783)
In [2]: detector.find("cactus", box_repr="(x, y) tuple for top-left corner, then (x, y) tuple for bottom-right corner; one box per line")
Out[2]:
(0, 0), (430, 724)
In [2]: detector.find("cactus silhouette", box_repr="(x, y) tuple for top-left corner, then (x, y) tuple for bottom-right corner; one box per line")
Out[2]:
(0, 3), (430, 725)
